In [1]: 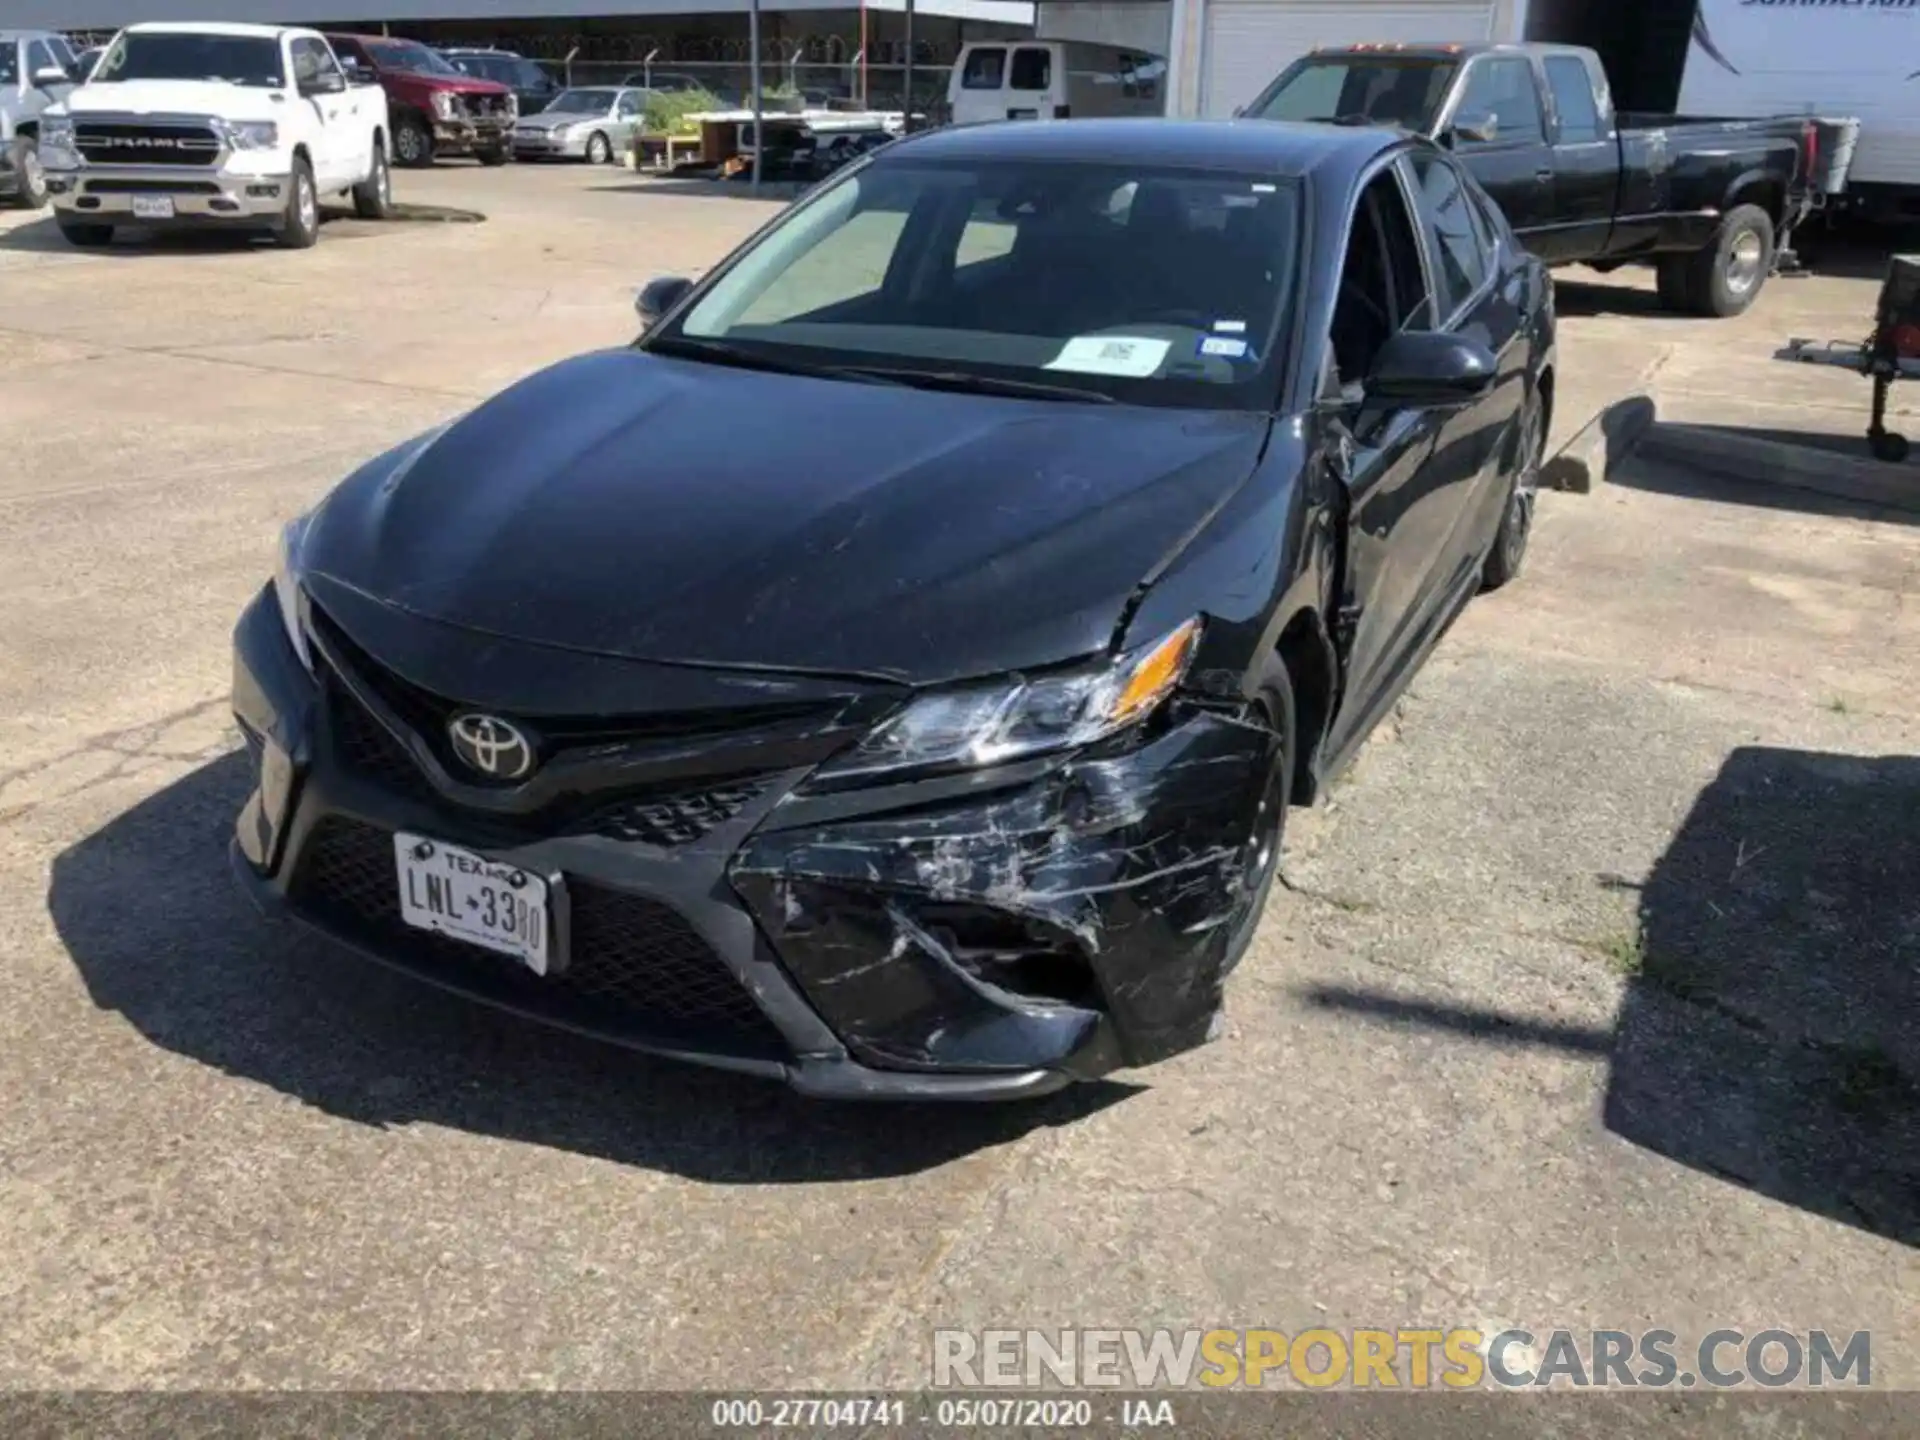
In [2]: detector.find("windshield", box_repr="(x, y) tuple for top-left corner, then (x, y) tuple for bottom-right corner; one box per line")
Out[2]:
(367, 40), (462, 77)
(548, 88), (616, 113)
(653, 158), (1302, 410)
(1245, 56), (1456, 132)
(94, 32), (284, 88)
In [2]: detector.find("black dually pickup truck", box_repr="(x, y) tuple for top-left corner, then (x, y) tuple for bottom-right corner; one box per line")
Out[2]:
(1244, 42), (1819, 317)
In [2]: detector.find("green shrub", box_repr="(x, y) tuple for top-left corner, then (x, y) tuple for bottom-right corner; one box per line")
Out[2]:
(644, 88), (722, 135)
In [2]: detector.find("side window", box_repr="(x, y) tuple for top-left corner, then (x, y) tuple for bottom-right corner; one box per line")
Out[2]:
(1456, 57), (1544, 146)
(27, 39), (58, 77)
(616, 91), (642, 117)
(960, 48), (1005, 91)
(1009, 47), (1052, 92)
(1329, 169), (1435, 387)
(1408, 153), (1491, 319)
(1543, 56), (1604, 144)
(292, 38), (340, 87)
(331, 37), (372, 78)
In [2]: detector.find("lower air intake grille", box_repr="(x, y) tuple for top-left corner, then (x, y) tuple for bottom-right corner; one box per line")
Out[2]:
(292, 817), (789, 1058)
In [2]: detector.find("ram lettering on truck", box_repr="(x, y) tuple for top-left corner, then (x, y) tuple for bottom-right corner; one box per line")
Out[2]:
(1245, 42), (1817, 317)
(39, 21), (393, 250)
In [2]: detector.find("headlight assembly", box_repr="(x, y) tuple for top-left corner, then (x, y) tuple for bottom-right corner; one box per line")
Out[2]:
(273, 513), (313, 673)
(432, 91), (457, 120)
(815, 618), (1202, 783)
(221, 119), (279, 150)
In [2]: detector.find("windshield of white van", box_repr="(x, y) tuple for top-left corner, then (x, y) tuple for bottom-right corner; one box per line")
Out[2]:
(1246, 56), (1456, 132)
(655, 158), (1303, 410)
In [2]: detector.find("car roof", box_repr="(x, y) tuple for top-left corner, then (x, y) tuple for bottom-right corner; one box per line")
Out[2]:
(0, 30), (64, 42)
(122, 22), (291, 40)
(889, 117), (1406, 181)
(1306, 40), (1586, 61)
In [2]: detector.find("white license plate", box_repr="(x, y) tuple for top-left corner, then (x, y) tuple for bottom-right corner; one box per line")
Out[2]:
(393, 831), (551, 974)
(130, 195), (176, 219)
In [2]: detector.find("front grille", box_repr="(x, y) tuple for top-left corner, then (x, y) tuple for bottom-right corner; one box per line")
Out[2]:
(293, 816), (790, 1058)
(75, 122), (221, 167)
(578, 780), (770, 845)
(325, 673), (439, 805)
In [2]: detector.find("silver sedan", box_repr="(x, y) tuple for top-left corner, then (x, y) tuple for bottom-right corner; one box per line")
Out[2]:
(510, 86), (651, 163)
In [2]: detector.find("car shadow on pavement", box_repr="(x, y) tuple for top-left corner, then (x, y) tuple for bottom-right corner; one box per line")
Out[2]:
(48, 752), (1132, 1181)
(1550, 278), (1696, 322)
(1302, 744), (1920, 1248)
(1610, 436), (1920, 526)
(0, 206), (456, 255)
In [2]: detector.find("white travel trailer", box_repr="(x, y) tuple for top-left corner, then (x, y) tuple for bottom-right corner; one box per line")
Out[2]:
(1677, 0), (1907, 217)
(948, 40), (1167, 124)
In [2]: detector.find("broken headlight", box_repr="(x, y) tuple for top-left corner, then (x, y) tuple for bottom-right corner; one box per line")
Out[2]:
(816, 618), (1201, 782)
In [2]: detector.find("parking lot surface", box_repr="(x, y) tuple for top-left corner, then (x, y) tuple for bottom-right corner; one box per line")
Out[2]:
(1, 165), (1917, 1390)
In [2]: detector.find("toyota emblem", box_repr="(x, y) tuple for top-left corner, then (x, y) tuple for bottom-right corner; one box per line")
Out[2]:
(447, 713), (536, 781)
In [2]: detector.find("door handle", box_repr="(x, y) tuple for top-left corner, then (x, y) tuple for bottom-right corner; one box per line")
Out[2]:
(1534, 168), (1553, 182)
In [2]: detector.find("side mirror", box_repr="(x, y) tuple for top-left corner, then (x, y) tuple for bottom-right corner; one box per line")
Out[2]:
(1231, 104), (1246, 119)
(635, 275), (694, 329)
(32, 65), (70, 88)
(1450, 110), (1498, 145)
(1366, 330), (1498, 406)
(302, 70), (347, 97)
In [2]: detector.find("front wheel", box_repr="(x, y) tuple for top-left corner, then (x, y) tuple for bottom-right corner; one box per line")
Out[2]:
(477, 143), (509, 167)
(392, 116), (433, 169)
(5, 136), (47, 209)
(1219, 669), (1295, 978)
(1482, 388), (1545, 592)
(276, 155), (319, 249)
(585, 131), (612, 165)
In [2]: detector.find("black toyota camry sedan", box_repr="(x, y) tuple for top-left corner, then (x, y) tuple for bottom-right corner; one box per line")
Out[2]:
(231, 118), (1554, 1099)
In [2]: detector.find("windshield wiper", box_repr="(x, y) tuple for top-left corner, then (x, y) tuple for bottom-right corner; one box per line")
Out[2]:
(836, 367), (1117, 404)
(643, 334), (903, 386)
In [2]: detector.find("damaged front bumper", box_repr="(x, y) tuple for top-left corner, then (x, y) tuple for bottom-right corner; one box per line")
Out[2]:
(230, 586), (1277, 1099)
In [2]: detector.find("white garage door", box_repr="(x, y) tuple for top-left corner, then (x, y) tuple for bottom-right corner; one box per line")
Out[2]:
(1199, 0), (1497, 118)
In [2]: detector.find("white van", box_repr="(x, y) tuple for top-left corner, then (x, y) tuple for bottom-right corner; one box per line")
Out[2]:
(1677, 0), (1905, 217)
(948, 41), (1166, 126)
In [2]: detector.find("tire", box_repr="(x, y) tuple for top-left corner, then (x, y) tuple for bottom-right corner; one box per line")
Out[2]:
(1220, 666), (1295, 978)
(1481, 386), (1546, 593)
(1870, 430), (1910, 464)
(57, 220), (113, 247)
(5, 135), (48, 209)
(477, 144), (509, 167)
(1683, 203), (1775, 318)
(276, 156), (319, 249)
(585, 131), (612, 165)
(392, 116), (433, 169)
(351, 141), (393, 219)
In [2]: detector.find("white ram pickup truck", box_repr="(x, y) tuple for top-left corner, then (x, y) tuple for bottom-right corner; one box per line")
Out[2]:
(40, 22), (392, 250)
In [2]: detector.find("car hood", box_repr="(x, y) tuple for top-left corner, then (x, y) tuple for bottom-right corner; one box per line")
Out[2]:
(65, 79), (283, 121)
(303, 349), (1271, 686)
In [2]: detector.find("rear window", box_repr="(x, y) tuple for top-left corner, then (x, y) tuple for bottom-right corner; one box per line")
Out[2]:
(1009, 47), (1052, 92)
(961, 48), (1005, 91)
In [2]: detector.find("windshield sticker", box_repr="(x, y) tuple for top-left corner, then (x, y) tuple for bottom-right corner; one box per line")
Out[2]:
(1251, 183), (1277, 193)
(1045, 336), (1172, 378)
(1198, 336), (1250, 360)
(1212, 320), (1248, 334)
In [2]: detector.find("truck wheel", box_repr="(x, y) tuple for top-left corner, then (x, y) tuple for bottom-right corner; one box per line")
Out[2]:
(5, 136), (48, 209)
(276, 156), (320, 249)
(585, 131), (612, 165)
(477, 143), (509, 167)
(1689, 204), (1775, 318)
(393, 116), (433, 168)
(57, 220), (114, 247)
(352, 142), (393, 219)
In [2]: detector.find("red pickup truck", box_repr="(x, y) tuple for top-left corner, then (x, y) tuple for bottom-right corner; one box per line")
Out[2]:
(325, 33), (514, 168)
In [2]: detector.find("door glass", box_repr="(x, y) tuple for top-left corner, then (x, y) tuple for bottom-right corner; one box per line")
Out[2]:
(1408, 155), (1490, 320)
(1009, 48), (1052, 92)
(1456, 58), (1544, 146)
(1543, 56), (1603, 144)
